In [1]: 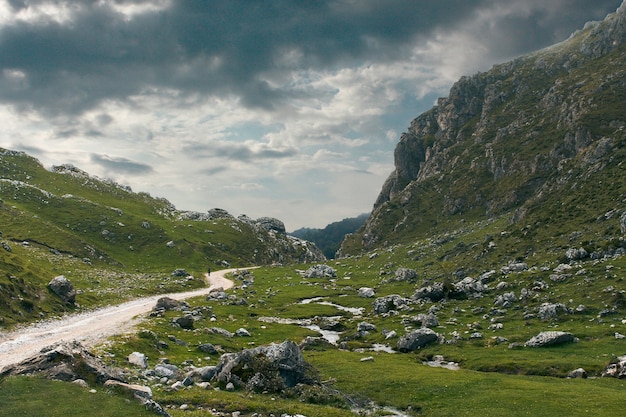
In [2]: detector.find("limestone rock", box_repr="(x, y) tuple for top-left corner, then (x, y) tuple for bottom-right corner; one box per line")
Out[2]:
(302, 264), (337, 278)
(0, 341), (122, 384)
(128, 352), (148, 369)
(397, 328), (439, 352)
(255, 217), (286, 234)
(47, 275), (76, 304)
(358, 287), (376, 298)
(525, 331), (577, 347)
(373, 294), (409, 314)
(211, 340), (313, 392)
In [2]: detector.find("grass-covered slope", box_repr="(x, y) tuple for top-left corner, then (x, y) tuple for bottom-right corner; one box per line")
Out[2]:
(0, 149), (323, 327)
(340, 5), (626, 259)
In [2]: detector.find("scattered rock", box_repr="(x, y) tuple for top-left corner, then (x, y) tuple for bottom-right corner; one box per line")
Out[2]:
(128, 352), (148, 369)
(173, 314), (194, 330)
(358, 287), (376, 298)
(0, 341), (122, 384)
(394, 267), (418, 282)
(154, 364), (179, 379)
(357, 322), (377, 332)
(494, 292), (517, 307)
(302, 264), (337, 278)
(256, 217), (286, 234)
(413, 282), (445, 302)
(397, 328), (439, 352)
(525, 331), (577, 347)
(567, 368), (587, 379)
(537, 302), (571, 320)
(47, 275), (76, 304)
(373, 294), (409, 314)
(171, 269), (190, 277)
(235, 328), (251, 337)
(211, 340), (313, 392)
(154, 297), (183, 311)
(603, 355), (626, 378)
(198, 343), (219, 354)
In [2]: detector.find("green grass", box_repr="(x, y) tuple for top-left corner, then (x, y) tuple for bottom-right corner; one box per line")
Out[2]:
(0, 376), (155, 417)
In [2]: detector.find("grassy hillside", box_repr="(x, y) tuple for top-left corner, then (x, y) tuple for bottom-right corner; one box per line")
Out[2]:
(0, 149), (322, 327)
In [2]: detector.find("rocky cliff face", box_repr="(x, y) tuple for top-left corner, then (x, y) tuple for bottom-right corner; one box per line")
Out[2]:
(342, 1), (626, 254)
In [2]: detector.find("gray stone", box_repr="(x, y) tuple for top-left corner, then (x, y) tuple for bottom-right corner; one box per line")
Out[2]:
(358, 287), (376, 298)
(413, 282), (445, 302)
(235, 328), (251, 337)
(357, 322), (377, 332)
(154, 364), (179, 379)
(603, 355), (626, 378)
(302, 264), (337, 278)
(0, 341), (123, 384)
(154, 297), (181, 311)
(394, 267), (417, 282)
(538, 302), (570, 320)
(397, 328), (439, 352)
(173, 314), (194, 330)
(198, 343), (218, 354)
(373, 294), (409, 314)
(47, 275), (76, 304)
(525, 331), (576, 347)
(255, 217), (286, 234)
(171, 269), (189, 277)
(211, 340), (311, 392)
(128, 352), (148, 369)
(568, 368), (587, 378)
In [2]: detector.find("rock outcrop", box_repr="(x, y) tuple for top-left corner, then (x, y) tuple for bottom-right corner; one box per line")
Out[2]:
(525, 331), (577, 347)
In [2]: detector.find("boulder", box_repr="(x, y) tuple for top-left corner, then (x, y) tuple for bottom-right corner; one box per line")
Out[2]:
(373, 294), (409, 314)
(0, 341), (122, 384)
(47, 275), (76, 304)
(173, 314), (194, 330)
(358, 287), (376, 298)
(128, 352), (148, 369)
(397, 328), (439, 352)
(494, 291), (517, 308)
(255, 217), (286, 234)
(525, 331), (577, 347)
(235, 328), (251, 337)
(567, 368), (587, 379)
(394, 268), (417, 282)
(198, 343), (218, 354)
(603, 355), (626, 378)
(211, 340), (313, 392)
(357, 322), (377, 332)
(154, 364), (179, 379)
(620, 211), (626, 234)
(154, 297), (181, 311)
(453, 277), (486, 296)
(302, 264), (337, 278)
(171, 269), (189, 277)
(413, 282), (445, 302)
(537, 302), (571, 320)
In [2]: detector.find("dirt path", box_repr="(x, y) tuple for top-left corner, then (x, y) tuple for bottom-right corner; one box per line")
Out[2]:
(0, 268), (242, 371)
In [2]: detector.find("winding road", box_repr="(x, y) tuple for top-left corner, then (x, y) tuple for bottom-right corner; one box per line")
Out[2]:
(0, 268), (240, 371)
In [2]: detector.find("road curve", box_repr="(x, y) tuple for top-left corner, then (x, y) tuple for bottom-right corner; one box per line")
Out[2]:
(0, 267), (243, 371)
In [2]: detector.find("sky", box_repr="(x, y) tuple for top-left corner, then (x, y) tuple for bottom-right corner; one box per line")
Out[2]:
(0, 0), (623, 230)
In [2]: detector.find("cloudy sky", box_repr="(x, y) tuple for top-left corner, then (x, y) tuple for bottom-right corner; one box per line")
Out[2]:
(0, 0), (622, 230)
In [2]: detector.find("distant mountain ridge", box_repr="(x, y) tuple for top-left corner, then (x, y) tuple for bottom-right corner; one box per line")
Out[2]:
(290, 213), (368, 259)
(340, 1), (626, 257)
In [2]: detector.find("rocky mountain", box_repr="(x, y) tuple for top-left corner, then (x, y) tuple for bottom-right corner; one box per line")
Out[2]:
(0, 149), (323, 325)
(341, 2), (626, 258)
(290, 213), (368, 259)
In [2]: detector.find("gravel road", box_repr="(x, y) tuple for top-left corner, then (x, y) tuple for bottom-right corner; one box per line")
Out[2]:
(0, 268), (240, 371)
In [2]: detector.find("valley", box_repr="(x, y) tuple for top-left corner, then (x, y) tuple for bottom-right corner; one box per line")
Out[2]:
(1, 2), (626, 416)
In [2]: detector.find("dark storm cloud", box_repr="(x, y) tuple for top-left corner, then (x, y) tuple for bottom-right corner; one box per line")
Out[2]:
(90, 153), (153, 175)
(185, 141), (298, 162)
(478, 0), (624, 58)
(0, 0), (622, 116)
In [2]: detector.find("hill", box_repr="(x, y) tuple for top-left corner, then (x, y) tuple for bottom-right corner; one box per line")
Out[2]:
(340, 3), (626, 263)
(0, 149), (323, 326)
(290, 213), (369, 258)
